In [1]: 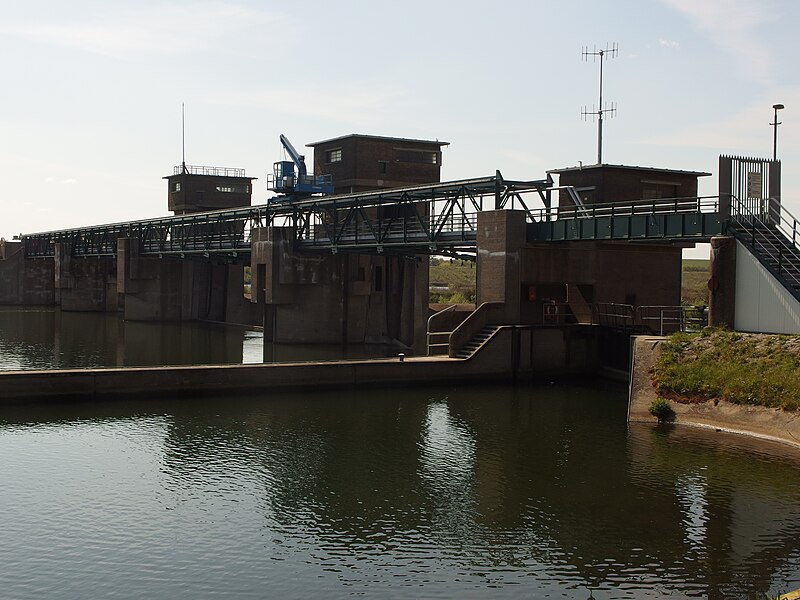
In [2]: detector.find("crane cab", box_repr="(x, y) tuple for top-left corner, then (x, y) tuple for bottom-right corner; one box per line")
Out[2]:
(267, 134), (334, 199)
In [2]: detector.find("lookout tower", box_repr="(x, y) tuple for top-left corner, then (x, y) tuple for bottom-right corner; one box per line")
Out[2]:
(165, 164), (257, 215)
(307, 134), (449, 194)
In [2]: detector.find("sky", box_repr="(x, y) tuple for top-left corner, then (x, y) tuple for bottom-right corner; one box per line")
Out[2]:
(1, 0), (799, 261)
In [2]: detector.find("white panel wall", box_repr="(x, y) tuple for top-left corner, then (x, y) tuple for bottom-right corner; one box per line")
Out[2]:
(734, 240), (800, 334)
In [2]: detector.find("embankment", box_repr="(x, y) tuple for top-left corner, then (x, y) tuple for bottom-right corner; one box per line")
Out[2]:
(629, 336), (800, 450)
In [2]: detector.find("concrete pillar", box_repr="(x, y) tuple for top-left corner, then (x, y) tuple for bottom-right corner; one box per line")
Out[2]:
(0, 241), (55, 305)
(476, 210), (527, 323)
(709, 236), (736, 329)
(250, 226), (427, 351)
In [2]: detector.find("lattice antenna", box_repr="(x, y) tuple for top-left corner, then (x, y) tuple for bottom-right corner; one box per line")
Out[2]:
(581, 43), (618, 164)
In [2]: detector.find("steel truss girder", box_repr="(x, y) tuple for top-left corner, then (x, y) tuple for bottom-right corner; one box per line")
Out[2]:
(18, 173), (551, 258)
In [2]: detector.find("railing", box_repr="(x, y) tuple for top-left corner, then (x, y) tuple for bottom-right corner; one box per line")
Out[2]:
(638, 305), (707, 335)
(426, 304), (457, 356)
(596, 303), (636, 329)
(526, 195), (720, 222)
(728, 194), (800, 295)
(173, 164), (247, 178)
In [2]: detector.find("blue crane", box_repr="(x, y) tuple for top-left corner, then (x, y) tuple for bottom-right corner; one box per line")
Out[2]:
(268, 134), (334, 199)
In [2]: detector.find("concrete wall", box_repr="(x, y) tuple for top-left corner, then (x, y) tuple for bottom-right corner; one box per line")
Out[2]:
(0, 325), (601, 404)
(251, 227), (428, 351)
(476, 210), (682, 325)
(117, 238), (258, 324)
(0, 241), (55, 305)
(734, 240), (800, 334)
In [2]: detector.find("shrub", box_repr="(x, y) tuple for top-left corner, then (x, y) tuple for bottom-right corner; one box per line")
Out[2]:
(648, 398), (675, 423)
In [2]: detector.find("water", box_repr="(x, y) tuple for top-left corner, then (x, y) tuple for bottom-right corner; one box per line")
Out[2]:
(0, 307), (394, 370)
(1, 383), (800, 599)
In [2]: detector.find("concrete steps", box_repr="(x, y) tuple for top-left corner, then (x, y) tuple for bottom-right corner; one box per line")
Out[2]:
(455, 325), (500, 359)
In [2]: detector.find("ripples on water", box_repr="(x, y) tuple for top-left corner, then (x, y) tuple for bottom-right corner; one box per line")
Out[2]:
(1, 384), (800, 599)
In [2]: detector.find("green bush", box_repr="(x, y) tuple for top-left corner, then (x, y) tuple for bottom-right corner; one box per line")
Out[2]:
(648, 398), (675, 422)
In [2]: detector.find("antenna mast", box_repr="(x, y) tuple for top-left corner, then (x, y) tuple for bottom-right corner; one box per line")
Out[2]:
(582, 43), (618, 164)
(181, 102), (187, 174)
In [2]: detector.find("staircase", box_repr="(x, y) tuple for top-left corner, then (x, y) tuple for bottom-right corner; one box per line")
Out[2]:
(729, 202), (800, 302)
(455, 325), (500, 359)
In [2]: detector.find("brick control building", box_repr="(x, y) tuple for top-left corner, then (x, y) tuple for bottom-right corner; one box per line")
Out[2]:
(166, 164), (256, 215)
(307, 134), (448, 194)
(549, 163), (709, 207)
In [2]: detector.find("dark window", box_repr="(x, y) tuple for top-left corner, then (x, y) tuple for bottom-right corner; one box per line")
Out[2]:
(216, 185), (249, 193)
(394, 149), (437, 164)
(374, 266), (383, 292)
(378, 161), (387, 174)
(357, 266), (366, 281)
(642, 181), (679, 200)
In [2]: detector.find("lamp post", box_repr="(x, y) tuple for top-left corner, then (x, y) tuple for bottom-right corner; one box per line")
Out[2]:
(771, 103), (784, 161)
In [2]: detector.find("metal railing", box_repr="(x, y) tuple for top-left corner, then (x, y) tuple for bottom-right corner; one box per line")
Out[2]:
(638, 305), (707, 335)
(173, 164), (247, 178)
(526, 195), (720, 222)
(728, 194), (800, 297)
(426, 305), (458, 356)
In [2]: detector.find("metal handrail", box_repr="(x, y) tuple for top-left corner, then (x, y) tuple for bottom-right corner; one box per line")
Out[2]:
(526, 195), (721, 223)
(637, 305), (707, 335)
(728, 194), (800, 293)
(427, 304), (457, 356)
(173, 164), (247, 178)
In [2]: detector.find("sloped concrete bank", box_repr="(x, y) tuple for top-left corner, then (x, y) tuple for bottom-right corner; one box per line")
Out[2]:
(628, 336), (800, 450)
(0, 325), (601, 404)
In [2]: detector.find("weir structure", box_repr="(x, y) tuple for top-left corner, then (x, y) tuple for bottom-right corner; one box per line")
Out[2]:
(2, 136), (799, 363)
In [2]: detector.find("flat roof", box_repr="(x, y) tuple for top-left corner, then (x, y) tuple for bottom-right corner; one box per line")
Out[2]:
(548, 163), (711, 177)
(307, 133), (450, 147)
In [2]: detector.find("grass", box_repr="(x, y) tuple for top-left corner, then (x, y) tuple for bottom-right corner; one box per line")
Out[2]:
(681, 259), (709, 306)
(653, 329), (800, 411)
(429, 258), (476, 304)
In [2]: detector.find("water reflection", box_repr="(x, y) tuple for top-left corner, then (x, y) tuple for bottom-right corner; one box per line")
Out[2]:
(1, 384), (799, 599)
(0, 308), (396, 370)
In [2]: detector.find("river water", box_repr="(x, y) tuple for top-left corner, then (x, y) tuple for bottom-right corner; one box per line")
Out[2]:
(1, 311), (800, 598)
(0, 307), (394, 370)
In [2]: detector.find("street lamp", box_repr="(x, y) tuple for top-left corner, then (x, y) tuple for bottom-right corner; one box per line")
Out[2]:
(771, 103), (785, 161)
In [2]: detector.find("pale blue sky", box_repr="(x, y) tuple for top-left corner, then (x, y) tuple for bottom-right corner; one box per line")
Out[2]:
(1, 0), (798, 259)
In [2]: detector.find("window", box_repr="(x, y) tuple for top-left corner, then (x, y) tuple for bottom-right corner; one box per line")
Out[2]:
(326, 148), (342, 163)
(174, 182), (181, 192)
(378, 161), (387, 174)
(394, 149), (438, 164)
(374, 266), (383, 292)
(641, 181), (679, 200)
(216, 185), (249, 194)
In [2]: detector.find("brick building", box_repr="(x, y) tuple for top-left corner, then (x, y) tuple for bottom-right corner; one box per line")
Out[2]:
(307, 134), (448, 194)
